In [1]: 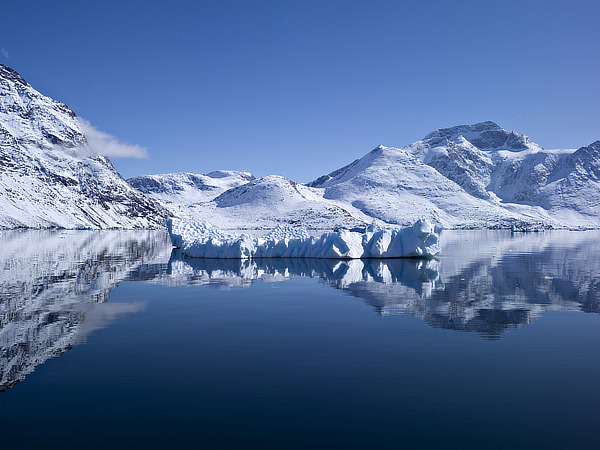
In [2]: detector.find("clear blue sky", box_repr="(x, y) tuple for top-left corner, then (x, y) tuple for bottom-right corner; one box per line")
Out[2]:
(2, 0), (599, 181)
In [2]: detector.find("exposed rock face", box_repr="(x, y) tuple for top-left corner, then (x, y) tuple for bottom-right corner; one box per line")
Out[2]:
(420, 121), (540, 151)
(0, 63), (169, 229)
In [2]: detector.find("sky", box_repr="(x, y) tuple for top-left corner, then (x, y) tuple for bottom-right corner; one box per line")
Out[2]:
(1, 0), (599, 181)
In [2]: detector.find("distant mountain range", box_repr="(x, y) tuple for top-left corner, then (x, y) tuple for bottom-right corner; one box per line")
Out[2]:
(1, 63), (599, 230)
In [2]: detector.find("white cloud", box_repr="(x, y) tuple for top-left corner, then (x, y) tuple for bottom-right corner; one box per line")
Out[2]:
(0, 48), (8, 58)
(78, 118), (149, 159)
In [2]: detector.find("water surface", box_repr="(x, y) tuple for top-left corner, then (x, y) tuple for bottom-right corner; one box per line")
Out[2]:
(0, 229), (599, 448)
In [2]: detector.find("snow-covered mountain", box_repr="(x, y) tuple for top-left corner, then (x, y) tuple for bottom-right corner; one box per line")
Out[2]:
(128, 170), (255, 219)
(137, 121), (600, 230)
(133, 172), (376, 229)
(206, 175), (375, 229)
(0, 64), (169, 229)
(307, 143), (524, 228)
(128, 170), (256, 204)
(309, 121), (600, 229)
(2, 61), (599, 230)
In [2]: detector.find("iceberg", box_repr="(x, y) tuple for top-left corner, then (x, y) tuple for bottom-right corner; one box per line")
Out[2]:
(167, 219), (441, 259)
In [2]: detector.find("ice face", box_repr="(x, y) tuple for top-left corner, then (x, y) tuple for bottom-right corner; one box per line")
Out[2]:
(167, 218), (441, 259)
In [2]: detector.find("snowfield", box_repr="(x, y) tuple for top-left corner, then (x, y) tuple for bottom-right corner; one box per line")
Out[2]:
(167, 218), (441, 259)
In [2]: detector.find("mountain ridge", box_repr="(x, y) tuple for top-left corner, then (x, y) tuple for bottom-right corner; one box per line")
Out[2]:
(1, 62), (599, 230)
(306, 122), (600, 229)
(0, 63), (169, 229)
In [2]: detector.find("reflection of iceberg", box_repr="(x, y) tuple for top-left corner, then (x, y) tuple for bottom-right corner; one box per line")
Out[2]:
(167, 219), (441, 259)
(154, 251), (441, 295)
(0, 230), (172, 391)
(157, 230), (600, 338)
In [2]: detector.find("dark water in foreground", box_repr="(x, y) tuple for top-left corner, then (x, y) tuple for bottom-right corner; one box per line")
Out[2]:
(0, 229), (599, 448)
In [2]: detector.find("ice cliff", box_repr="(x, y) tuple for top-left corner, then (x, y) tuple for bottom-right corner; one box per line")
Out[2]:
(167, 218), (441, 259)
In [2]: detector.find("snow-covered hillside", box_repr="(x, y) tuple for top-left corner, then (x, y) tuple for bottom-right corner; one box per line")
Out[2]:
(139, 121), (600, 230)
(133, 173), (377, 229)
(128, 170), (255, 217)
(206, 175), (374, 229)
(0, 64), (169, 229)
(307, 144), (526, 228)
(2, 61), (599, 230)
(309, 121), (600, 229)
(128, 170), (255, 204)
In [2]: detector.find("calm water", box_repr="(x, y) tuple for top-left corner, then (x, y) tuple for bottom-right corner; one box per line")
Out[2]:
(1, 229), (599, 448)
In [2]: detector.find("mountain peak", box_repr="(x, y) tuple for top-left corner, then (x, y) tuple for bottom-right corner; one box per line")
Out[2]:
(422, 121), (539, 151)
(0, 63), (28, 87)
(588, 140), (600, 149)
(423, 121), (500, 141)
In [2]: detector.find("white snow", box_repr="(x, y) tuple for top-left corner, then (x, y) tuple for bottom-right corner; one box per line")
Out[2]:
(128, 171), (255, 206)
(3, 62), (600, 232)
(309, 123), (600, 229)
(0, 64), (168, 229)
(167, 218), (441, 259)
(137, 173), (380, 230)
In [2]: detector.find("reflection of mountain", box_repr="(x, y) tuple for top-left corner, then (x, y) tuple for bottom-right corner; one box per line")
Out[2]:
(3, 230), (600, 391)
(159, 231), (600, 338)
(424, 231), (600, 337)
(0, 230), (172, 391)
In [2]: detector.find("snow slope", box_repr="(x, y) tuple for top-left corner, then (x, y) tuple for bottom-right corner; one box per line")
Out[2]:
(138, 173), (378, 230)
(128, 170), (255, 209)
(310, 122), (600, 229)
(0, 64), (169, 229)
(307, 144), (530, 228)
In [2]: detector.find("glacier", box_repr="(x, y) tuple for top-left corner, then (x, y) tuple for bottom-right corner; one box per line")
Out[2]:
(167, 218), (441, 259)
